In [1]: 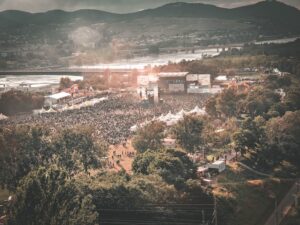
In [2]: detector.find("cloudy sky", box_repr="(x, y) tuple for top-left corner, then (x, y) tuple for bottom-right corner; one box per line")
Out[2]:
(0, 0), (299, 13)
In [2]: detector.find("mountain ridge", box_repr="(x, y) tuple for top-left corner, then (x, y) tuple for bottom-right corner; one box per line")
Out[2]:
(0, 1), (299, 33)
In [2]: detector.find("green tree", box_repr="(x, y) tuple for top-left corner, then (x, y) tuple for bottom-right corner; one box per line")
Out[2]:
(132, 149), (195, 188)
(53, 127), (106, 173)
(205, 96), (218, 117)
(240, 86), (281, 118)
(8, 166), (99, 225)
(132, 121), (165, 153)
(0, 90), (44, 116)
(216, 88), (241, 117)
(232, 129), (256, 156)
(172, 115), (204, 152)
(285, 87), (300, 111)
(265, 110), (300, 168)
(59, 77), (72, 89)
(0, 125), (51, 190)
(0, 125), (106, 190)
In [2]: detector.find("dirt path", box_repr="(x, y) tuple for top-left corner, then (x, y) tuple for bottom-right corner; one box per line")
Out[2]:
(107, 139), (136, 174)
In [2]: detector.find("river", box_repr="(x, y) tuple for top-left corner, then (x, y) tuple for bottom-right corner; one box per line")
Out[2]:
(0, 75), (83, 89)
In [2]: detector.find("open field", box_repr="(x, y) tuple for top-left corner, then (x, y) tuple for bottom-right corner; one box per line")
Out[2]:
(107, 139), (136, 174)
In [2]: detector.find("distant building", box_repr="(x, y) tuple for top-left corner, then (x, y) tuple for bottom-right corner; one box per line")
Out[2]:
(158, 72), (188, 93)
(186, 74), (211, 94)
(208, 160), (226, 173)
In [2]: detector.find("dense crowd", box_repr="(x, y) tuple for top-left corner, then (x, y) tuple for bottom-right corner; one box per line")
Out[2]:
(0, 93), (210, 145)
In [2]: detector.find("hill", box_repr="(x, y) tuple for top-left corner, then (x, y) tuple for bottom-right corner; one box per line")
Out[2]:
(230, 1), (300, 33)
(0, 9), (119, 29)
(129, 1), (300, 33)
(0, 1), (299, 32)
(0, 1), (300, 69)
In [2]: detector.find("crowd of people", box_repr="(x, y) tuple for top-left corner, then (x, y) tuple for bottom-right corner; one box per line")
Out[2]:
(0, 93), (211, 145)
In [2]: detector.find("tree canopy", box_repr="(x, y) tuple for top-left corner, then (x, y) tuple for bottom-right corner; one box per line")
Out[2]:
(132, 148), (196, 188)
(132, 121), (165, 153)
(8, 166), (99, 225)
(0, 90), (44, 116)
(172, 115), (205, 152)
(0, 125), (107, 190)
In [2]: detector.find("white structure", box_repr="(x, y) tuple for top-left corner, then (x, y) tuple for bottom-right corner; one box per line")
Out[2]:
(208, 160), (226, 173)
(187, 74), (211, 93)
(130, 106), (207, 131)
(197, 74), (211, 87)
(153, 85), (159, 104)
(158, 72), (188, 93)
(45, 92), (71, 107)
(189, 86), (223, 94)
(188, 106), (206, 115)
(0, 113), (8, 120)
(197, 166), (209, 176)
(215, 75), (228, 81)
(187, 74), (211, 86)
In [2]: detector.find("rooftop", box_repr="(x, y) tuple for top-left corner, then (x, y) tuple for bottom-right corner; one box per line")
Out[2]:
(47, 92), (71, 100)
(212, 160), (225, 165)
(158, 72), (189, 78)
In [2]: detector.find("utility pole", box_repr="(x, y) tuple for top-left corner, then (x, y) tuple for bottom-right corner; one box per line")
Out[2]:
(214, 195), (218, 225)
(293, 194), (298, 208)
(275, 197), (278, 225)
(201, 209), (205, 225)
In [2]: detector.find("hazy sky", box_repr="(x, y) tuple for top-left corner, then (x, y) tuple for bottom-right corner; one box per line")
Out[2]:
(0, 0), (299, 13)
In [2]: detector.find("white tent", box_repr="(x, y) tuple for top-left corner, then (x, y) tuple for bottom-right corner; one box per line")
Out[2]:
(130, 125), (138, 132)
(158, 114), (166, 122)
(39, 108), (47, 114)
(80, 102), (89, 108)
(0, 113), (8, 120)
(48, 108), (57, 113)
(72, 104), (81, 110)
(61, 106), (71, 111)
(47, 92), (71, 100)
(188, 106), (207, 115)
(99, 97), (108, 101)
(164, 111), (175, 121)
(177, 109), (187, 117)
(166, 119), (178, 126)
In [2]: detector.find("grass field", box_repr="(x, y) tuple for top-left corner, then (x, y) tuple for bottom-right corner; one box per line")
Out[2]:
(214, 163), (294, 225)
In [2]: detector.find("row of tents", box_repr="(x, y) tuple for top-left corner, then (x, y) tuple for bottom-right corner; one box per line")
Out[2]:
(34, 97), (108, 115)
(130, 106), (207, 132)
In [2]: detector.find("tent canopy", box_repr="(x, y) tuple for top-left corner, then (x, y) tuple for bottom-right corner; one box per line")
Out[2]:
(0, 113), (8, 120)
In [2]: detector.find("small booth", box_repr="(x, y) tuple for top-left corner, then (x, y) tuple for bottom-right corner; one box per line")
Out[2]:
(208, 160), (226, 173)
